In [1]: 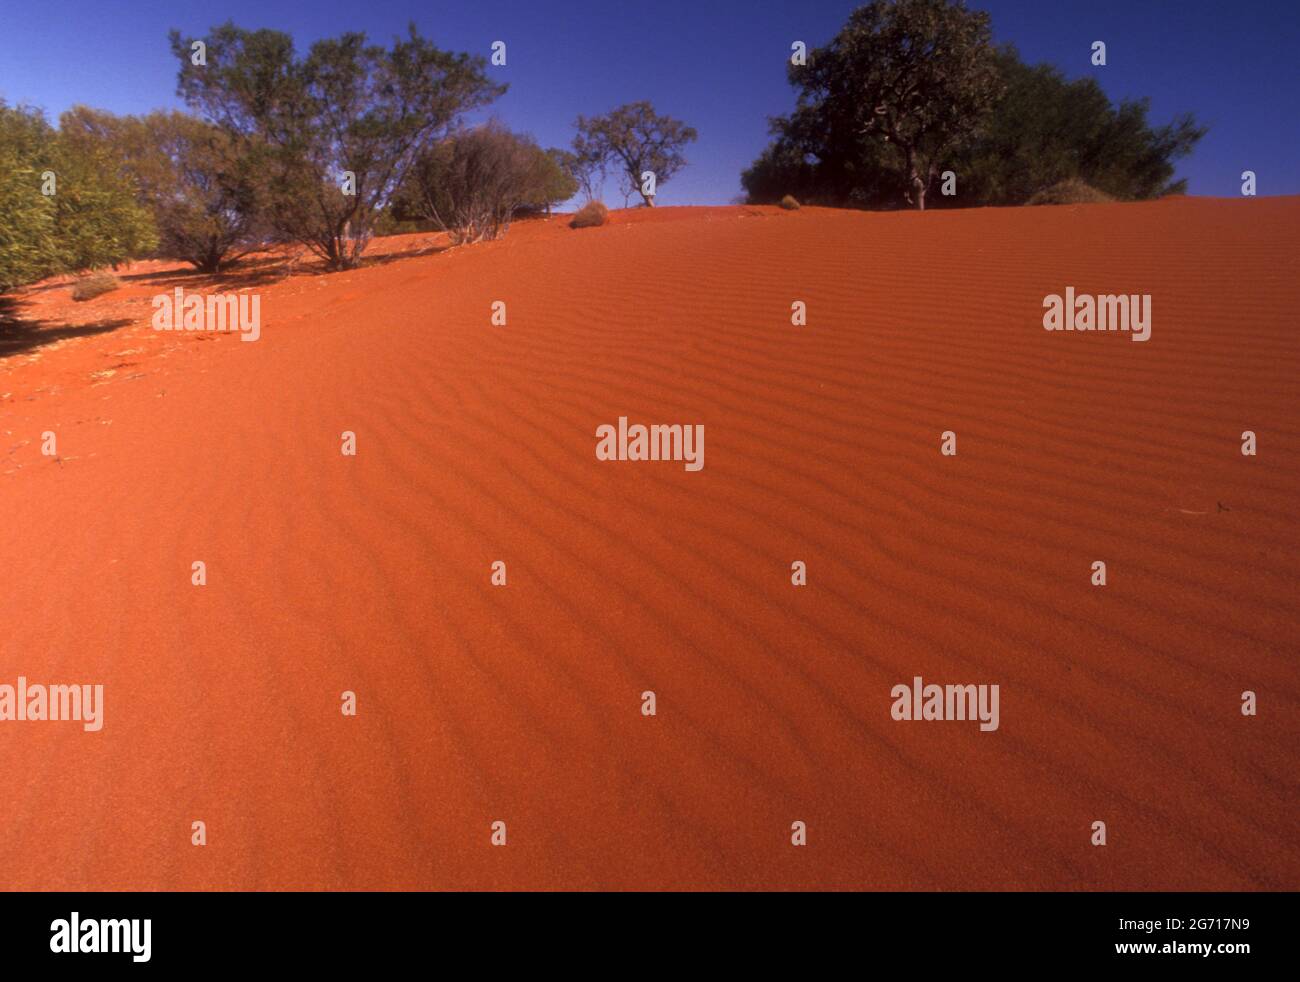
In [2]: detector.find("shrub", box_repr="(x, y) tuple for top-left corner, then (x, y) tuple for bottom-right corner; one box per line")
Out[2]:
(743, 8), (1205, 211)
(70, 271), (119, 301)
(61, 107), (266, 274)
(570, 200), (608, 228)
(170, 22), (505, 270)
(525, 147), (579, 216)
(0, 101), (155, 294)
(1027, 179), (1116, 206)
(0, 111), (59, 293)
(373, 209), (433, 237)
(779, 194), (800, 210)
(573, 102), (697, 207)
(391, 123), (566, 244)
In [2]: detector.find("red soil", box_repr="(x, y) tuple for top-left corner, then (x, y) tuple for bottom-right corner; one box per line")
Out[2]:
(1, 200), (1297, 890)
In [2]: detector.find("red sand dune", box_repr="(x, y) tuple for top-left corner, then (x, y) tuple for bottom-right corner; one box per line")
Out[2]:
(1, 199), (1297, 890)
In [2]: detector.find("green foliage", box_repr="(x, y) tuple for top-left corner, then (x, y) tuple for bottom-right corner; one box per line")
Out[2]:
(555, 143), (605, 203)
(391, 122), (570, 243)
(570, 200), (608, 228)
(170, 21), (505, 269)
(61, 107), (264, 273)
(372, 209), (433, 237)
(50, 147), (158, 272)
(573, 102), (696, 206)
(0, 101), (155, 295)
(953, 47), (1205, 205)
(742, 105), (909, 208)
(70, 271), (120, 301)
(788, 0), (1003, 210)
(743, 4), (1206, 210)
(531, 148), (580, 213)
(0, 103), (60, 293)
(45, 116), (158, 271)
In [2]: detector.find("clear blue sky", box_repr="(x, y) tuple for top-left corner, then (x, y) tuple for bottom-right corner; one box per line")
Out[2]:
(2, 0), (1296, 203)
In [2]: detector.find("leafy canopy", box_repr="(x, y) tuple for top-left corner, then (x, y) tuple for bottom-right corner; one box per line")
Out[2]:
(0, 101), (156, 294)
(573, 102), (697, 207)
(170, 21), (504, 269)
(742, 1), (1205, 210)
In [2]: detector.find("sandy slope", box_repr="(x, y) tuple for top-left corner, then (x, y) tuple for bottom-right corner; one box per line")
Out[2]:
(1, 199), (1297, 890)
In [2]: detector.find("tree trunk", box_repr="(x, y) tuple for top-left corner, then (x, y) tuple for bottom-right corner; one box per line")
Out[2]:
(904, 145), (926, 211)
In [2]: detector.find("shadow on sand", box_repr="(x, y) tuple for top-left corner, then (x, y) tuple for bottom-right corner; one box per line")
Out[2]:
(1, 238), (451, 360)
(0, 297), (132, 359)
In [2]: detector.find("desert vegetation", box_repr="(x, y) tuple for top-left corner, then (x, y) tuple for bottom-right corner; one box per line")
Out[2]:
(59, 107), (267, 274)
(1, 1), (1209, 299)
(570, 200), (609, 228)
(742, 0), (1205, 210)
(1027, 179), (1117, 206)
(389, 122), (577, 243)
(168, 22), (506, 271)
(69, 271), (120, 301)
(573, 102), (697, 207)
(0, 20), (693, 296)
(0, 100), (155, 293)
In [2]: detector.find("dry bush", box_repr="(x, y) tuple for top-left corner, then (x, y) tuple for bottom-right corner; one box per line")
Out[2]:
(570, 201), (608, 228)
(392, 123), (558, 245)
(779, 194), (801, 210)
(1027, 179), (1115, 206)
(70, 272), (120, 301)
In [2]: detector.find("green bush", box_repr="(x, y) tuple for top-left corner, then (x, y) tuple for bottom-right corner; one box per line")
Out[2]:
(61, 108), (266, 274)
(170, 22), (505, 271)
(573, 102), (696, 207)
(0, 100), (156, 294)
(743, 4), (1206, 210)
(391, 122), (571, 244)
(570, 200), (608, 228)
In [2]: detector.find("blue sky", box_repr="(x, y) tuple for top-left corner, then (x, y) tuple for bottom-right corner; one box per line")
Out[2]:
(2, 0), (1296, 203)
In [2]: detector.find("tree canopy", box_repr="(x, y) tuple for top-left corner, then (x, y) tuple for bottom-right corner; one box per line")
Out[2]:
(573, 102), (697, 207)
(392, 122), (578, 242)
(170, 21), (505, 268)
(0, 101), (156, 293)
(743, 1), (1206, 210)
(60, 107), (266, 273)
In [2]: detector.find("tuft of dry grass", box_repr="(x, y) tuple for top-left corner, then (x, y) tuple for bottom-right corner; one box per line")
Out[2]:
(1027, 179), (1116, 206)
(570, 200), (609, 229)
(779, 194), (801, 210)
(70, 272), (121, 302)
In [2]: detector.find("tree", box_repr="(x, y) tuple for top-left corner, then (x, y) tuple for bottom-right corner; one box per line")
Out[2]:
(573, 102), (697, 207)
(0, 101), (156, 294)
(551, 146), (603, 204)
(742, 105), (908, 208)
(49, 130), (158, 272)
(528, 148), (580, 216)
(0, 103), (60, 293)
(743, 10), (1206, 210)
(963, 48), (1204, 203)
(170, 22), (504, 270)
(392, 123), (577, 242)
(60, 107), (265, 273)
(792, 0), (1003, 211)
(146, 114), (265, 273)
